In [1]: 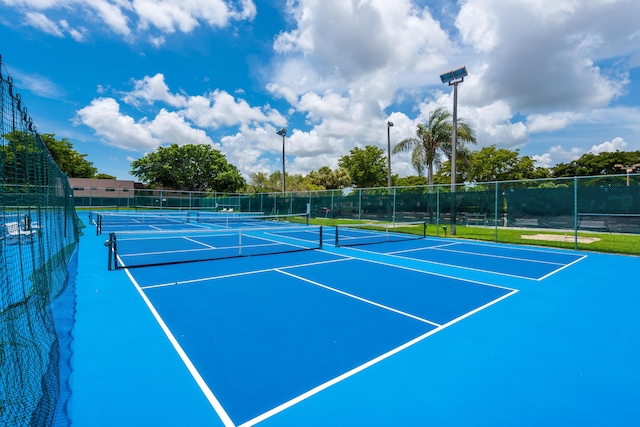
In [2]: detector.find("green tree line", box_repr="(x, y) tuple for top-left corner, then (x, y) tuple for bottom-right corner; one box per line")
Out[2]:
(5, 119), (639, 193)
(1, 130), (115, 179)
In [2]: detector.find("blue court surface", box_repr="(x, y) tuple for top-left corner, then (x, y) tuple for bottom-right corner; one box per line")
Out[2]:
(72, 215), (640, 426)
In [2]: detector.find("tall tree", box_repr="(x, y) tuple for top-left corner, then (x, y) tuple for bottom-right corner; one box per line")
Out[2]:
(2, 130), (98, 178)
(467, 146), (550, 182)
(307, 166), (352, 189)
(247, 171), (323, 192)
(94, 173), (117, 179)
(130, 143), (245, 192)
(338, 145), (388, 188)
(392, 107), (476, 186)
(551, 151), (640, 177)
(39, 133), (98, 178)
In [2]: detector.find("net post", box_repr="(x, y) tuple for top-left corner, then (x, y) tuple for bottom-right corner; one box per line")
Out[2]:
(335, 225), (339, 247)
(105, 233), (114, 271)
(319, 225), (323, 249)
(108, 232), (116, 270)
(423, 221), (427, 238)
(238, 230), (242, 256)
(573, 177), (578, 250)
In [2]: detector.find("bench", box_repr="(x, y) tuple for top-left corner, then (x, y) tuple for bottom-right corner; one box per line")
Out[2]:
(578, 219), (608, 231)
(464, 213), (487, 226)
(512, 218), (539, 227)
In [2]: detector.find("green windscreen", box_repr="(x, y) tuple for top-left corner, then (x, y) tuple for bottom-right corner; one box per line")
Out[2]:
(1, 57), (80, 427)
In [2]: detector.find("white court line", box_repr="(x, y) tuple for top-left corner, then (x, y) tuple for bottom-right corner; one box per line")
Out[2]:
(140, 257), (354, 290)
(121, 240), (298, 260)
(276, 269), (441, 327)
(127, 250), (518, 427)
(336, 249), (518, 291)
(123, 268), (236, 427)
(442, 238), (587, 256)
(537, 255), (587, 280)
(184, 236), (217, 249)
(238, 283), (518, 427)
(264, 229), (321, 245)
(418, 246), (567, 266)
(243, 232), (314, 250)
(344, 245), (556, 281)
(386, 241), (459, 254)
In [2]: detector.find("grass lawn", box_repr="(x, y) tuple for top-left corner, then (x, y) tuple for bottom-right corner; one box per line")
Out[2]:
(308, 217), (640, 256)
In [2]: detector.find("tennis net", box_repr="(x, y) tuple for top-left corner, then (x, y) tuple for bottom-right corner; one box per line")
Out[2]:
(96, 211), (309, 234)
(108, 224), (323, 269)
(334, 221), (427, 247)
(94, 210), (191, 234)
(194, 212), (309, 227)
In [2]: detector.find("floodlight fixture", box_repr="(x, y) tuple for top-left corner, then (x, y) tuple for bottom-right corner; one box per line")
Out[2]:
(440, 65), (468, 235)
(440, 66), (468, 85)
(614, 162), (640, 186)
(387, 121), (394, 190)
(276, 128), (287, 192)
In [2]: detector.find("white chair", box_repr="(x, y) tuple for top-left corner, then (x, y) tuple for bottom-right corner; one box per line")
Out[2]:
(5, 222), (38, 244)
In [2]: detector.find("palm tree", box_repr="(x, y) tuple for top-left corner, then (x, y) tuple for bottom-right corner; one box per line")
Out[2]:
(392, 107), (476, 186)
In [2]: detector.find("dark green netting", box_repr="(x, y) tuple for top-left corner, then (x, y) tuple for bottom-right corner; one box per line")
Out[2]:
(1, 56), (80, 427)
(77, 175), (640, 239)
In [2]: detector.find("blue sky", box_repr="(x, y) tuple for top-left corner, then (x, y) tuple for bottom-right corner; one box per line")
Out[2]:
(1, 0), (639, 182)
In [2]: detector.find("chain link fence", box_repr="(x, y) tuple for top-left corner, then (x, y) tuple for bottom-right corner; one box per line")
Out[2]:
(1, 57), (80, 427)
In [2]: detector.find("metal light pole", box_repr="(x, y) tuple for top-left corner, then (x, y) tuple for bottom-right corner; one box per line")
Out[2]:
(387, 120), (394, 190)
(614, 163), (640, 186)
(440, 66), (468, 235)
(276, 128), (287, 193)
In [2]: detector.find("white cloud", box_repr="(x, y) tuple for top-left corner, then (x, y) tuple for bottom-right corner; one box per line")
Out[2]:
(26, 0), (640, 178)
(589, 136), (627, 154)
(122, 73), (188, 108)
(10, 69), (65, 99)
(182, 90), (286, 129)
(456, 0), (637, 112)
(74, 97), (158, 150)
(526, 113), (573, 133)
(297, 91), (350, 123)
(3, 0), (256, 40)
(271, 0), (451, 102)
(531, 145), (584, 168)
(532, 136), (631, 168)
(22, 11), (87, 40)
(24, 12), (64, 36)
(73, 97), (214, 151)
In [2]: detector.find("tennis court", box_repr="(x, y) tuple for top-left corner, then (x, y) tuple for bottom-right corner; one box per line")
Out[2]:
(71, 212), (640, 426)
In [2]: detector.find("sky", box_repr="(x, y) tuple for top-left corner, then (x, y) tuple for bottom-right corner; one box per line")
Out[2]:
(1, 0), (639, 182)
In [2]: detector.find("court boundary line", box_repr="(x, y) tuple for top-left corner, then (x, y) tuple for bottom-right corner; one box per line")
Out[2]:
(344, 245), (562, 281)
(276, 269), (441, 327)
(537, 255), (587, 280)
(128, 250), (518, 427)
(117, 233), (318, 268)
(335, 250), (518, 292)
(122, 268), (235, 427)
(393, 245), (569, 266)
(139, 256), (354, 290)
(423, 237), (589, 256)
(237, 281), (519, 427)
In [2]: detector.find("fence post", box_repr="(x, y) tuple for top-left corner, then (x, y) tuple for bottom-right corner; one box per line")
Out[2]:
(436, 186), (440, 236)
(392, 187), (396, 223)
(574, 177), (578, 250)
(494, 182), (499, 243)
